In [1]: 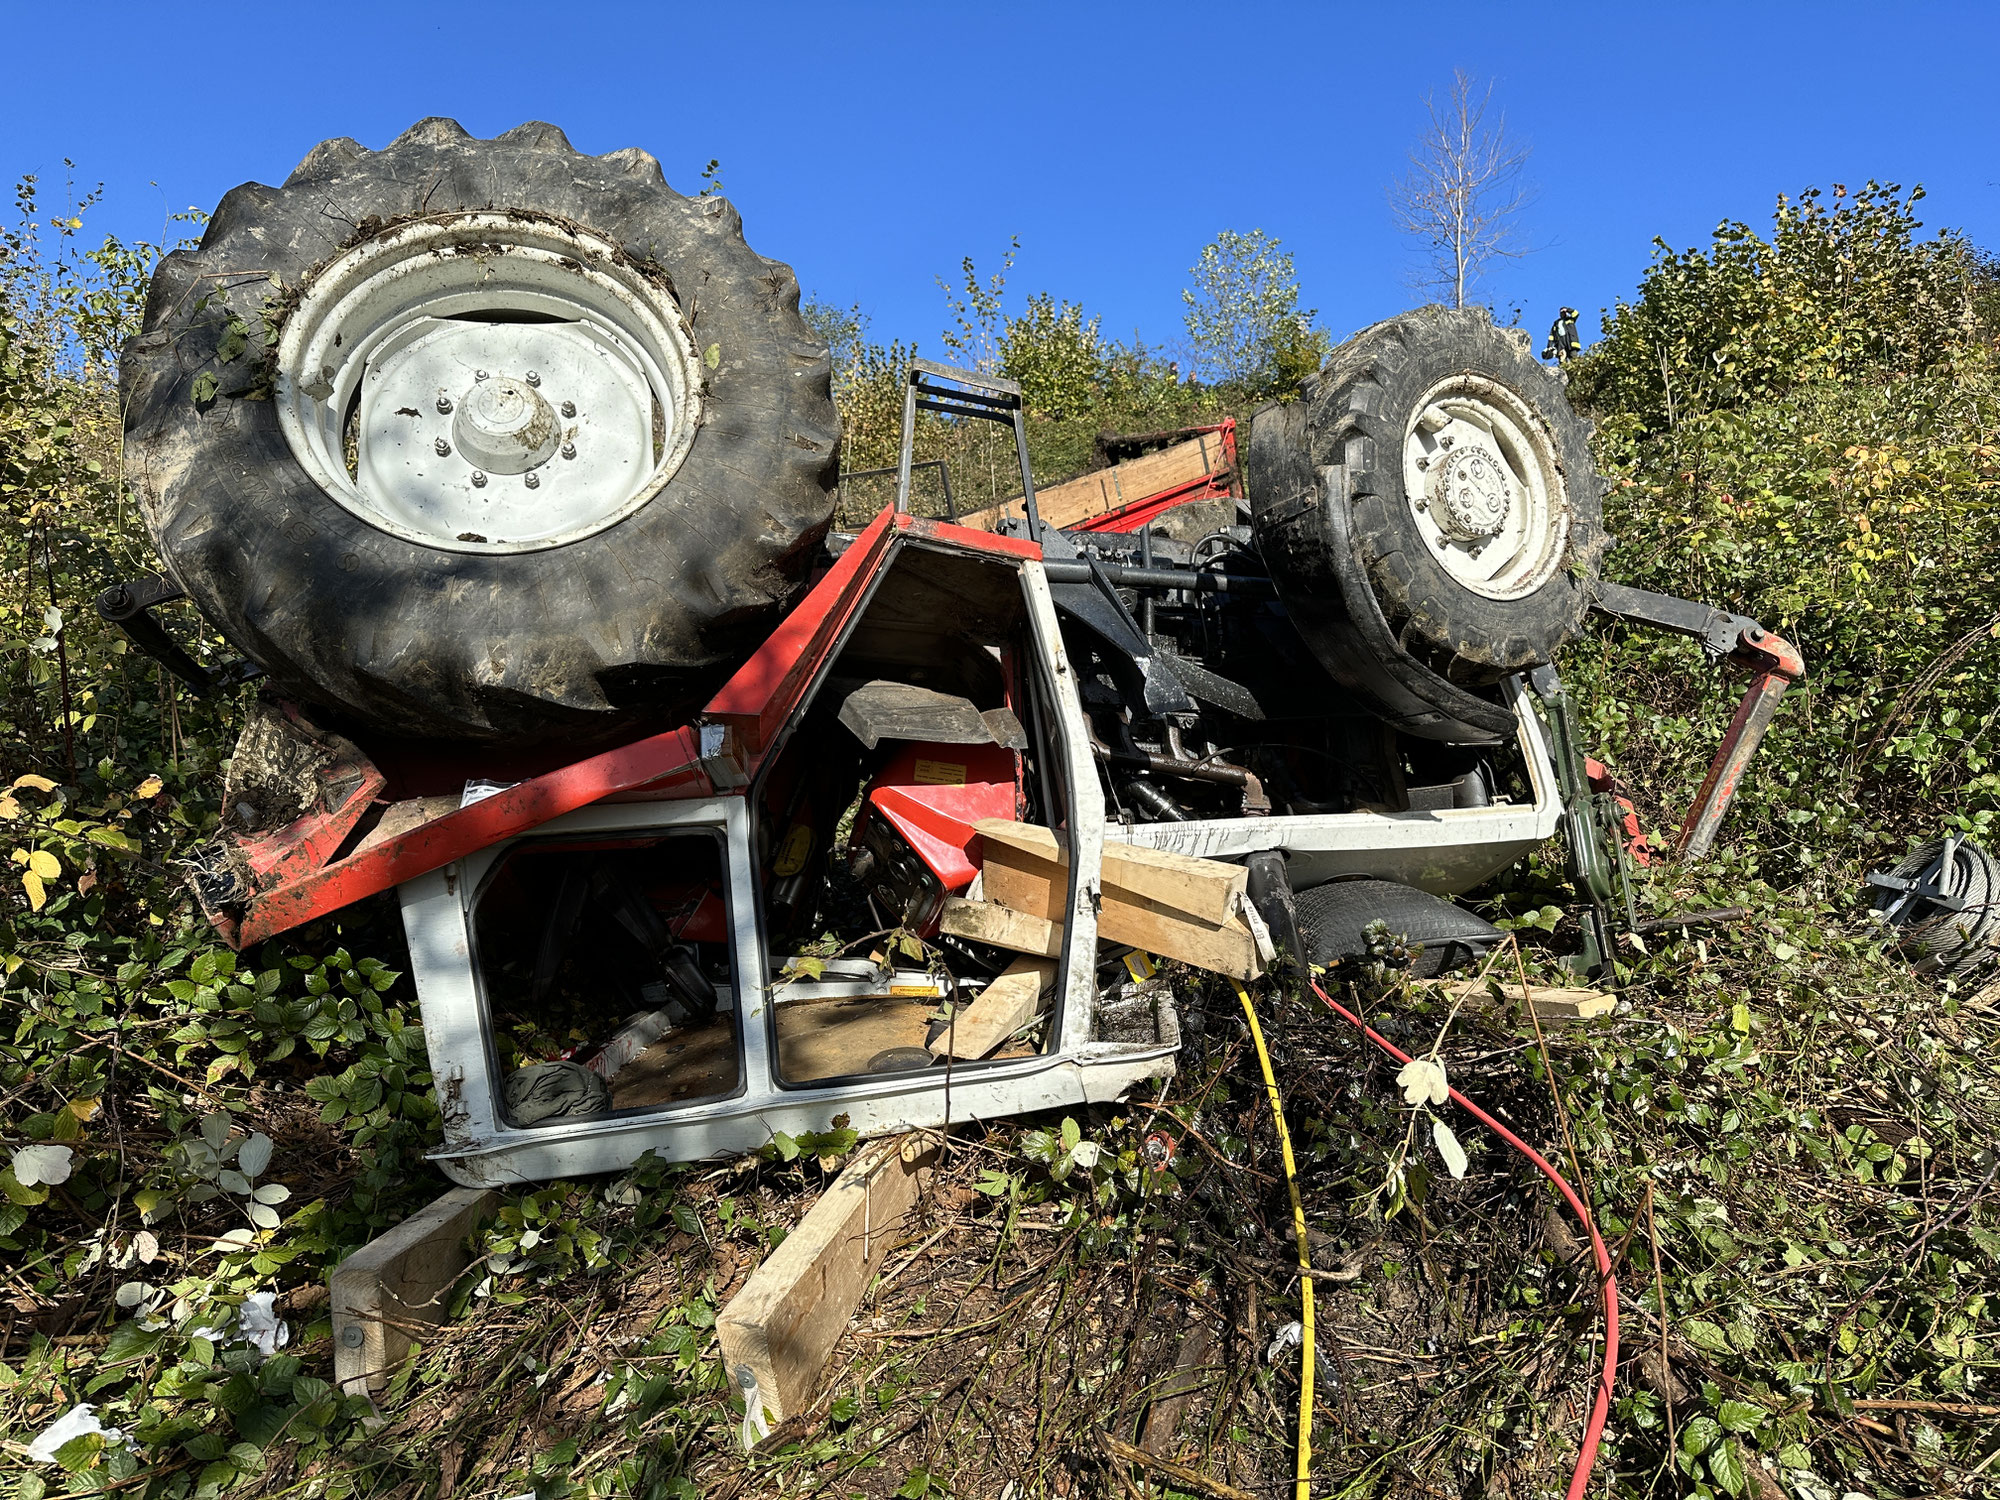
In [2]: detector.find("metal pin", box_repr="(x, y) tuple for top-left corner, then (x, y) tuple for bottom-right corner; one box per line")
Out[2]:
(436, 395), (453, 414)
(525, 371), (540, 386)
(434, 438), (451, 457)
(524, 473), (540, 489)
(1439, 435), (1455, 448)
(1416, 457), (1429, 471)
(560, 401), (577, 418)
(561, 442), (576, 460)
(471, 471), (488, 488)
(475, 370), (489, 382)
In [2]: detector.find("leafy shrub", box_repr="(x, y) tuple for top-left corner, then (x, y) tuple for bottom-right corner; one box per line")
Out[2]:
(1566, 183), (2000, 870)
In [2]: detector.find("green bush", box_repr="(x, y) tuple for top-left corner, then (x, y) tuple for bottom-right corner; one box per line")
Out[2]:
(1566, 183), (2000, 871)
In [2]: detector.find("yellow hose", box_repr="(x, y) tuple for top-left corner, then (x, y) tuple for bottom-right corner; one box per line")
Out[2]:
(1233, 980), (1313, 1499)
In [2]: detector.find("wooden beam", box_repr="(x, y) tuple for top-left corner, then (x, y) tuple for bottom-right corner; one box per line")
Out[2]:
(939, 896), (1063, 958)
(975, 841), (1262, 981)
(717, 1135), (936, 1422)
(330, 1186), (500, 1396)
(929, 957), (1055, 1059)
(1443, 979), (1617, 1020)
(958, 433), (1226, 532)
(975, 818), (1245, 925)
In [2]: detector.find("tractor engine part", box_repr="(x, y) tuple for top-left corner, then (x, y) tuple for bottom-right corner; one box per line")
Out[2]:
(120, 118), (838, 744)
(850, 740), (1021, 936)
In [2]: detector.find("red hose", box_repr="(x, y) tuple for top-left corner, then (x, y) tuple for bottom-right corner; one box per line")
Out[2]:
(1307, 978), (1618, 1500)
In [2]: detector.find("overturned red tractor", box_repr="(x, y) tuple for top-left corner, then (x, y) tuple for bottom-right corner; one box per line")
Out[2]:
(108, 120), (1800, 1184)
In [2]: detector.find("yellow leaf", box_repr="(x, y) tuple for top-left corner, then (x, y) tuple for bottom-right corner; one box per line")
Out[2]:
(10, 775), (56, 793)
(26, 850), (59, 880)
(68, 1097), (101, 1122)
(0, 797), (17, 819)
(21, 872), (45, 911)
(134, 775), (164, 800)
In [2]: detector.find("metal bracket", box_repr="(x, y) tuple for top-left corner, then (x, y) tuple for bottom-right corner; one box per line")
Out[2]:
(97, 574), (261, 697)
(1528, 664), (1627, 978)
(1591, 581), (1806, 859)
(896, 359), (1043, 537)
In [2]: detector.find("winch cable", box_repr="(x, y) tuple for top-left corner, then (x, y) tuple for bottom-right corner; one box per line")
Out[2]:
(1230, 980), (1315, 1500)
(1304, 976), (1619, 1500)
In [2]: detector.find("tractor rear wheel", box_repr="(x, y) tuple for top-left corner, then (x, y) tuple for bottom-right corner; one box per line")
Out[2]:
(1248, 307), (1607, 740)
(122, 119), (839, 744)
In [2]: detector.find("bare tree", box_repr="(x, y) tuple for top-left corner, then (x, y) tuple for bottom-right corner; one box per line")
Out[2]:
(1390, 70), (1535, 308)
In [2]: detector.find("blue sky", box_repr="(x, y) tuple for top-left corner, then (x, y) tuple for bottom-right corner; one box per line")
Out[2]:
(7, 1), (1997, 360)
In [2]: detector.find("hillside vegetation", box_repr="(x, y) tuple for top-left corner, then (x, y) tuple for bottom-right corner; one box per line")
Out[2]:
(0, 179), (1996, 1499)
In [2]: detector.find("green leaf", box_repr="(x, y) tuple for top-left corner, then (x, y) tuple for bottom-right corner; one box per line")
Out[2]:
(1682, 1319), (1732, 1356)
(1707, 1437), (1748, 1496)
(104, 1319), (164, 1365)
(1680, 1414), (1722, 1457)
(1717, 1399), (1767, 1433)
(215, 317), (248, 364)
(771, 1132), (799, 1162)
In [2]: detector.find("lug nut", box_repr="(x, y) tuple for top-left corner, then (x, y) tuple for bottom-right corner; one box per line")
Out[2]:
(1416, 457), (1429, 471)
(475, 370), (489, 382)
(434, 437), (451, 457)
(1439, 435), (1455, 449)
(525, 371), (540, 387)
(560, 400), (577, 418)
(471, 471), (488, 488)
(561, 442), (576, 460)
(436, 395), (453, 414)
(524, 472), (541, 489)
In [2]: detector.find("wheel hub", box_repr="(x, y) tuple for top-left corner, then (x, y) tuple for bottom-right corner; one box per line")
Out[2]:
(1428, 446), (1512, 541)
(453, 376), (562, 475)
(1400, 376), (1570, 601)
(275, 214), (700, 554)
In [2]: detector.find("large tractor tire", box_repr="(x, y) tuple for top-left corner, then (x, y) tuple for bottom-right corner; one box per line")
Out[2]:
(121, 119), (839, 744)
(1248, 307), (1607, 743)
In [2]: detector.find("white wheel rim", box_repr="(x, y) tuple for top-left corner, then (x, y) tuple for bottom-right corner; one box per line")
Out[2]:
(1399, 375), (1569, 601)
(276, 214), (701, 554)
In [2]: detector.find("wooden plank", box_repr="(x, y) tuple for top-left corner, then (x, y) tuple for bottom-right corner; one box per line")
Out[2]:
(940, 896), (1064, 957)
(717, 1135), (935, 1422)
(975, 818), (1244, 925)
(929, 957), (1055, 1059)
(959, 434), (1224, 531)
(776, 996), (934, 1082)
(977, 842), (1262, 981)
(1444, 979), (1617, 1020)
(330, 1186), (500, 1396)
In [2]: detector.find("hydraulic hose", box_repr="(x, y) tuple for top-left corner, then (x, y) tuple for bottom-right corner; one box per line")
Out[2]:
(1304, 977), (1618, 1500)
(1232, 980), (1314, 1500)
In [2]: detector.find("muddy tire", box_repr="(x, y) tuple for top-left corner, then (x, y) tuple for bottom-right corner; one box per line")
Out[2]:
(121, 118), (839, 743)
(1250, 308), (1607, 706)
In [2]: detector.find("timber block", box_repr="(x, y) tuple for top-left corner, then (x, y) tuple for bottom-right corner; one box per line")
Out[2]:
(717, 1134), (936, 1423)
(330, 1185), (500, 1396)
(1444, 979), (1618, 1021)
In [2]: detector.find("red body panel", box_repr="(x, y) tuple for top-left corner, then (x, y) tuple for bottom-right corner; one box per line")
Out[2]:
(864, 742), (1023, 891)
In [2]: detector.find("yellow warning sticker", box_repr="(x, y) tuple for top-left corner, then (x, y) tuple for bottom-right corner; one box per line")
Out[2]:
(889, 984), (940, 997)
(913, 759), (967, 786)
(773, 823), (814, 876)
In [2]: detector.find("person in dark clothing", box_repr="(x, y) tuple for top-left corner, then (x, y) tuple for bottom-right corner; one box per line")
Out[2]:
(1543, 306), (1581, 363)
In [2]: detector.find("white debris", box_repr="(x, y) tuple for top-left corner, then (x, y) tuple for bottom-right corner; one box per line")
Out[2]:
(27, 1404), (123, 1463)
(238, 1291), (290, 1359)
(11, 1143), (75, 1187)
